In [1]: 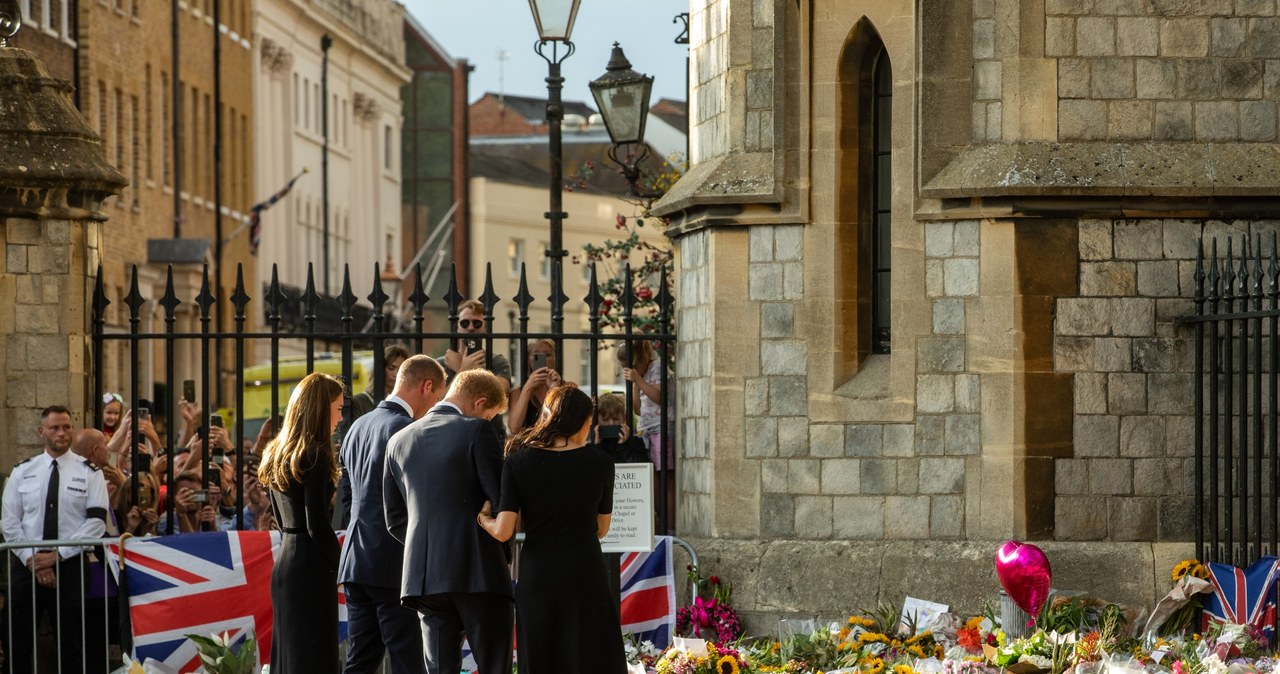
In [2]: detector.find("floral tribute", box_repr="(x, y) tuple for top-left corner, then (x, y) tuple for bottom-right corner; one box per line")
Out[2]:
(628, 560), (1280, 674)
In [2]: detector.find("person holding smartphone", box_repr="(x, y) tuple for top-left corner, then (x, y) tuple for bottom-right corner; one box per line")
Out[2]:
(587, 392), (649, 464)
(438, 299), (512, 441)
(505, 339), (564, 439)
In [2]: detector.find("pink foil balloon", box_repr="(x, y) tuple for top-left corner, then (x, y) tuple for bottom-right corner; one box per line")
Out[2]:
(995, 540), (1053, 618)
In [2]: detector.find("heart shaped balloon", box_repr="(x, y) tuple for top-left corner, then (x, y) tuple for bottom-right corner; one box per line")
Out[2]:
(994, 540), (1052, 618)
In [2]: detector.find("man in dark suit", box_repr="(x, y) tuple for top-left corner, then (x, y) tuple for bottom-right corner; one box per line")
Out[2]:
(339, 355), (446, 674)
(383, 369), (511, 674)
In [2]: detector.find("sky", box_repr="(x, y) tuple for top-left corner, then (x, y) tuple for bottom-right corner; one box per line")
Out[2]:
(402, 0), (691, 107)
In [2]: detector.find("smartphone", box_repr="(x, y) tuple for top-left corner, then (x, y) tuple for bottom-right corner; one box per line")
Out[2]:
(137, 453), (152, 474)
(599, 425), (622, 441)
(210, 413), (224, 429)
(137, 484), (155, 509)
(137, 407), (151, 421)
(463, 337), (481, 353)
(183, 379), (195, 403)
(531, 351), (549, 371)
(211, 447), (226, 465)
(190, 489), (210, 504)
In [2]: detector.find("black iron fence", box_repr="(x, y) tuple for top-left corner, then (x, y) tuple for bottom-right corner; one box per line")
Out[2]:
(1189, 235), (1280, 565)
(91, 259), (676, 532)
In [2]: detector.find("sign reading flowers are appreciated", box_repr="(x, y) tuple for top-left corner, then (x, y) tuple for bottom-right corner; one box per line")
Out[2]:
(602, 463), (654, 553)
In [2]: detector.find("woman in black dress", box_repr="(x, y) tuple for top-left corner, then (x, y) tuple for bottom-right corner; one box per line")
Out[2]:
(257, 372), (344, 674)
(478, 385), (627, 674)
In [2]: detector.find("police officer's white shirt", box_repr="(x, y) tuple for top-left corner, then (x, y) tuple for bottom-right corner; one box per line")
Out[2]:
(1, 450), (109, 564)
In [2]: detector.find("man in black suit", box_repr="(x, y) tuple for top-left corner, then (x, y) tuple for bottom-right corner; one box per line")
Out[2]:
(383, 369), (511, 674)
(339, 355), (446, 674)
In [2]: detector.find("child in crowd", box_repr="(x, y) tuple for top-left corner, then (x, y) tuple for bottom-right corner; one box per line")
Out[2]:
(589, 392), (649, 464)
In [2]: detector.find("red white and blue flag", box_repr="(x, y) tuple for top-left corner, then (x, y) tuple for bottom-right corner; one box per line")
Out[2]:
(108, 531), (348, 673)
(1202, 556), (1280, 636)
(620, 535), (676, 649)
(248, 168), (307, 256)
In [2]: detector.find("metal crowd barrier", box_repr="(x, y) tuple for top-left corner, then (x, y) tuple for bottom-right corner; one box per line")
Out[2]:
(0, 537), (119, 674)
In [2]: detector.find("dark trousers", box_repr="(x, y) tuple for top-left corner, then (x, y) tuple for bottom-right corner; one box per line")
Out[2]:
(343, 583), (423, 674)
(417, 592), (512, 674)
(5, 554), (106, 674)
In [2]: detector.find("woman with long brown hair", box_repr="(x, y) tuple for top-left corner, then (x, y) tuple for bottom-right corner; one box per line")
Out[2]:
(258, 372), (344, 673)
(477, 385), (626, 673)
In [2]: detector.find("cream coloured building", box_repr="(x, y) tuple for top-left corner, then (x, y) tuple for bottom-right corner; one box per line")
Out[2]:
(253, 0), (410, 304)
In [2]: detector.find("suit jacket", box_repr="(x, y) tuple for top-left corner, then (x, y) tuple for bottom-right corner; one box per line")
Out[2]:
(337, 400), (414, 587)
(383, 404), (512, 607)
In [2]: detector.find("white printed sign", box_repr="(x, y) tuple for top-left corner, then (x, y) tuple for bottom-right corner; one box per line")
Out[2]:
(600, 463), (654, 553)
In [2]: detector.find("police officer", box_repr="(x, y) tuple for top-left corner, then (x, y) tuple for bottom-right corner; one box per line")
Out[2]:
(1, 405), (110, 674)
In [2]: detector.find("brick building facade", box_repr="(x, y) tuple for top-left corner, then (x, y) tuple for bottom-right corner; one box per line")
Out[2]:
(653, 0), (1280, 628)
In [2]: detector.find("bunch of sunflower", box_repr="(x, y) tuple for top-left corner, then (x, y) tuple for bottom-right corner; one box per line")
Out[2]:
(1171, 559), (1210, 582)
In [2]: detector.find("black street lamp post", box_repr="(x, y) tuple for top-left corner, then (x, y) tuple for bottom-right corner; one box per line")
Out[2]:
(527, 0), (581, 340)
(590, 43), (657, 200)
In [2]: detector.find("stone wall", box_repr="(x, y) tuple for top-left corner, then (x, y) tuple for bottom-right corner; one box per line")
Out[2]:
(1053, 218), (1280, 541)
(677, 230), (713, 534)
(974, 0), (1280, 142)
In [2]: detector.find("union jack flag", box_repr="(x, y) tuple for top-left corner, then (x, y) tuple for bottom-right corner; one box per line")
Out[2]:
(620, 535), (676, 649)
(107, 531), (348, 673)
(248, 168), (308, 256)
(1202, 556), (1280, 637)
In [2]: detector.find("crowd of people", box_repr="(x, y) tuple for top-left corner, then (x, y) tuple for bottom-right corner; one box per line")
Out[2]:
(0, 320), (674, 674)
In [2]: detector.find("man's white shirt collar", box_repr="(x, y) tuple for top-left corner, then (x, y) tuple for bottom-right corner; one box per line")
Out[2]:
(384, 394), (413, 417)
(438, 401), (463, 414)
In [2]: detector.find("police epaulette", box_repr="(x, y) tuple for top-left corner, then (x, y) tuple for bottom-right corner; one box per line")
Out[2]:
(13, 456), (34, 467)
(83, 459), (102, 471)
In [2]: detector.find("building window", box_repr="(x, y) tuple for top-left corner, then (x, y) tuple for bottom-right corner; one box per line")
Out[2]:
(130, 94), (140, 206)
(871, 52), (892, 355)
(508, 239), (525, 277)
(384, 124), (393, 170)
(293, 73), (300, 128)
(144, 66), (153, 182)
(539, 242), (551, 280)
(835, 19), (892, 377)
(114, 87), (124, 170)
(160, 72), (170, 186)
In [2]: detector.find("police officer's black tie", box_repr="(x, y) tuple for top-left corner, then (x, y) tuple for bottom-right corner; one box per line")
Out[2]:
(43, 460), (59, 541)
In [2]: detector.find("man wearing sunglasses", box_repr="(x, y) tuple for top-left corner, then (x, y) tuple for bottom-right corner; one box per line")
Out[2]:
(438, 300), (511, 441)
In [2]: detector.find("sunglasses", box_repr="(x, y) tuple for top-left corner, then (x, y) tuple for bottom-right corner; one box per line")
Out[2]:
(458, 319), (485, 329)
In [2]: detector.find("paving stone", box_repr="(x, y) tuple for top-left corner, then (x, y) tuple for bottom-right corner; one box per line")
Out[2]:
(944, 415), (981, 455)
(1108, 372), (1149, 413)
(1090, 458), (1134, 494)
(1082, 261), (1137, 296)
(919, 458), (965, 494)
(1075, 415), (1121, 457)
(845, 424), (884, 458)
(1120, 415), (1167, 456)
(809, 424), (845, 458)
(1118, 17), (1160, 55)
(821, 459), (861, 495)
(1079, 17), (1118, 56)
(1075, 372), (1109, 414)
